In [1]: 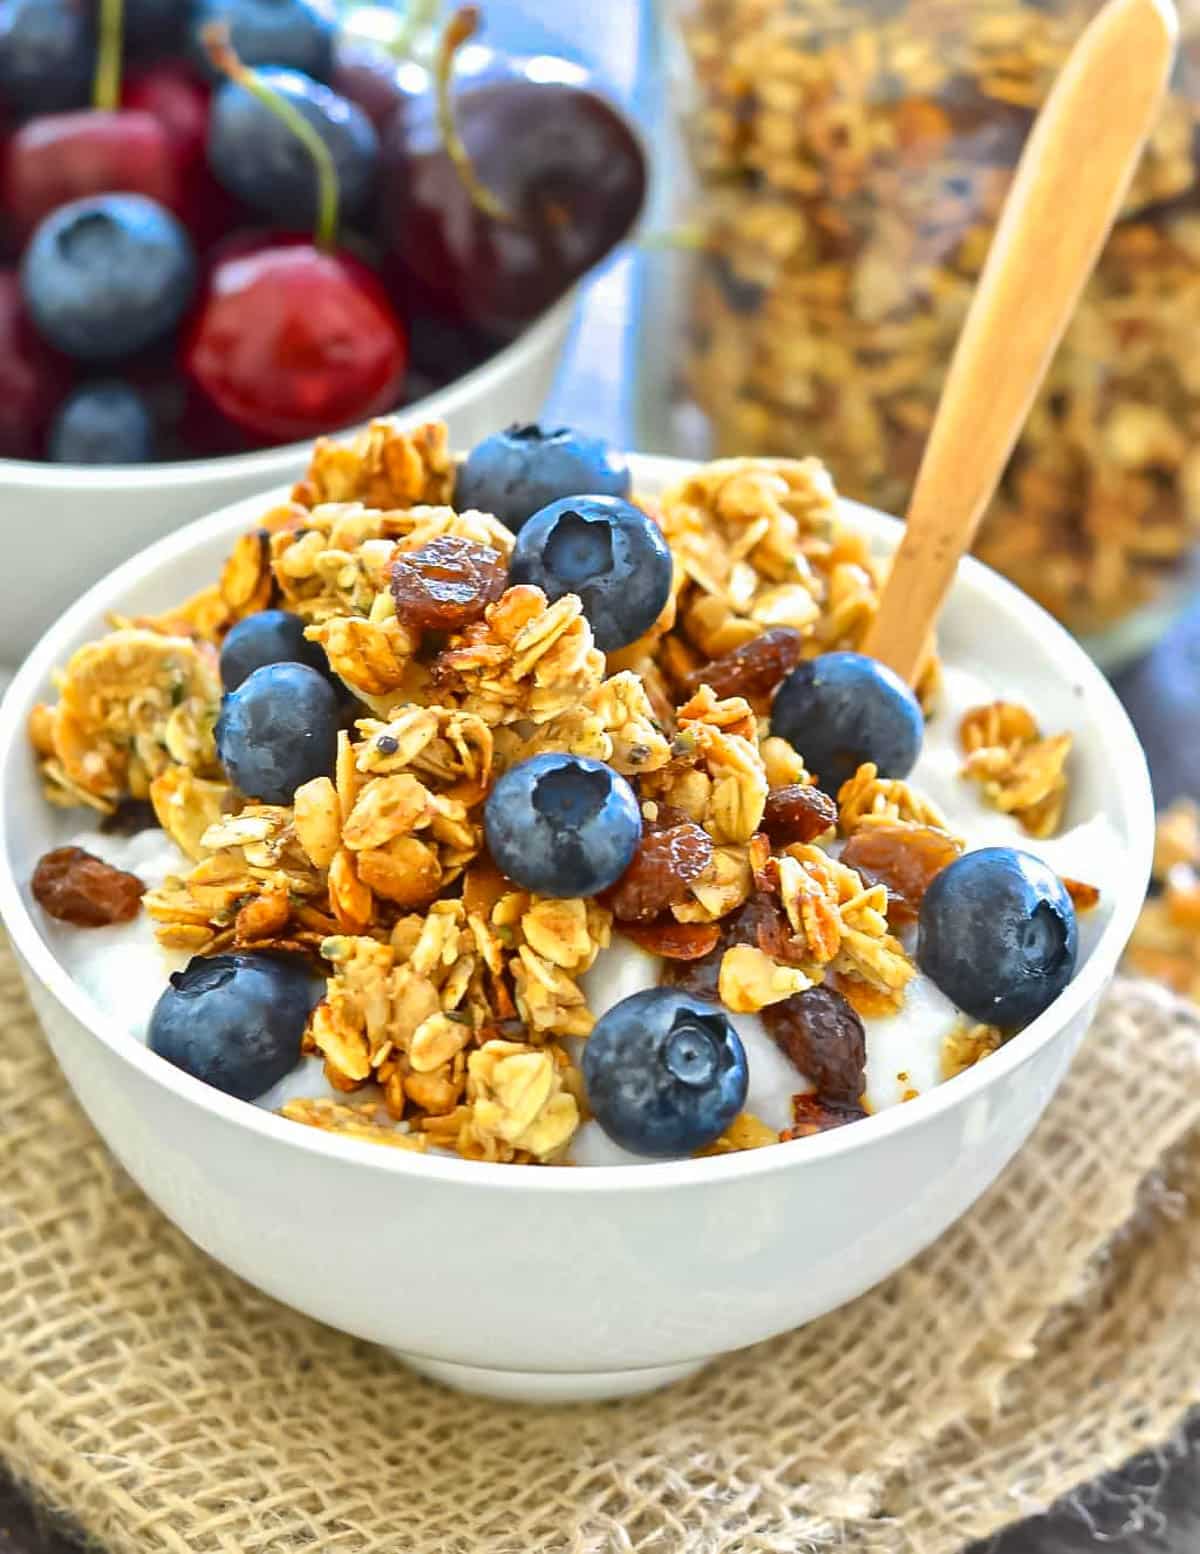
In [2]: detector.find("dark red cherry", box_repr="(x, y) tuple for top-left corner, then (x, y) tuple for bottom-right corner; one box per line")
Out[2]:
(4, 109), (178, 238)
(123, 63), (209, 172)
(331, 41), (419, 137)
(0, 270), (73, 459)
(122, 64), (243, 250)
(184, 242), (408, 444)
(380, 49), (646, 339)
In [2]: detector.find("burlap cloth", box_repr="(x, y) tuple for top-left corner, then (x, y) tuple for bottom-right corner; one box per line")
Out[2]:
(2, 937), (1199, 1554)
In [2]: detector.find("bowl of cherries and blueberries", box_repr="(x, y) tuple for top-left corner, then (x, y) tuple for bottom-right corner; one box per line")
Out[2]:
(0, 0), (646, 465)
(29, 418), (1114, 1166)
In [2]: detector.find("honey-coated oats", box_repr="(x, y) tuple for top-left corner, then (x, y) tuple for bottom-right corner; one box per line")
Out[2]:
(32, 418), (1083, 1163)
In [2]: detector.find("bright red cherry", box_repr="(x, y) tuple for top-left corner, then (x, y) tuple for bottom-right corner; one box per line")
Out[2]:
(184, 244), (408, 444)
(4, 110), (179, 239)
(0, 270), (73, 459)
(381, 47), (646, 339)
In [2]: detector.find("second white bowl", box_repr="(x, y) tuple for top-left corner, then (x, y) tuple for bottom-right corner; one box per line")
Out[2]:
(0, 292), (575, 666)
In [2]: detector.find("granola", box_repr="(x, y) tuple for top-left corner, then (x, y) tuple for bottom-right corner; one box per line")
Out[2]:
(677, 0), (1200, 636)
(33, 417), (1097, 1165)
(1126, 799), (1200, 1001)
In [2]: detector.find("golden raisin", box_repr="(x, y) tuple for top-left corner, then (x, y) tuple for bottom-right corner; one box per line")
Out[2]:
(604, 822), (713, 922)
(840, 823), (962, 928)
(763, 784), (837, 845)
(684, 626), (804, 701)
(31, 846), (144, 927)
(621, 918), (722, 961)
(390, 535), (506, 631)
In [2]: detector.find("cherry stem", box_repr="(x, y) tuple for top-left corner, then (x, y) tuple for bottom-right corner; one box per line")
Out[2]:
(203, 22), (339, 252)
(391, 0), (443, 61)
(93, 0), (124, 112)
(435, 6), (513, 224)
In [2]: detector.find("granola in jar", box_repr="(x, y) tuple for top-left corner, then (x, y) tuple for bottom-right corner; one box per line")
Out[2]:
(674, 0), (1200, 645)
(31, 417), (1114, 1166)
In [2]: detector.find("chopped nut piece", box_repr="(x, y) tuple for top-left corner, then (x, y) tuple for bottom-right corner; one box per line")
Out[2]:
(718, 943), (813, 1012)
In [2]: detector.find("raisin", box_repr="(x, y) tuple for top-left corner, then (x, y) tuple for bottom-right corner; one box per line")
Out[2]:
(841, 823), (962, 928)
(761, 985), (866, 1106)
(100, 799), (159, 837)
(684, 626), (804, 701)
(622, 919), (722, 960)
(32, 846), (144, 927)
(662, 889), (794, 999)
(643, 801), (696, 833)
(763, 784), (837, 845)
(604, 822), (713, 922)
(782, 1092), (867, 1139)
(390, 535), (506, 631)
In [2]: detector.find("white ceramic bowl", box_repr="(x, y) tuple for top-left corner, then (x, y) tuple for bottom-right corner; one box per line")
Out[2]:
(0, 456), (1154, 1404)
(0, 293), (575, 667)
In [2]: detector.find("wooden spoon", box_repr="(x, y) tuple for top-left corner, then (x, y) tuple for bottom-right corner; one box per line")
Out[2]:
(864, 0), (1178, 684)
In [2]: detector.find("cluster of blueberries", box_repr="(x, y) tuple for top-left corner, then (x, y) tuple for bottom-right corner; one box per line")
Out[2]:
(147, 424), (1079, 1158)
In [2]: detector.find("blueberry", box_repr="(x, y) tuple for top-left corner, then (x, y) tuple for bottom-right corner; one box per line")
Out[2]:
(208, 68), (378, 227)
(917, 847), (1078, 1029)
(22, 194), (196, 364)
(0, 0), (93, 116)
(771, 651), (923, 795)
(583, 988), (748, 1157)
(456, 424), (632, 534)
(190, 0), (336, 82)
(149, 951), (322, 1101)
(484, 752), (641, 898)
(507, 496), (673, 653)
(219, 609), (331, 692)
(216, 661), (338, 803)
(48, 381), (155, 466)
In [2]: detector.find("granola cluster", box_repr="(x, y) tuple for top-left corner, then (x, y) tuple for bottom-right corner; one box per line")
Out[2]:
(31, 418), (1070, 1163)
(1127, 799), (1200, 1001)
(677, 0), (1200, 636)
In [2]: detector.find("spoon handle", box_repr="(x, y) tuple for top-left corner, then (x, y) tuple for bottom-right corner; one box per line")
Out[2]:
(865, 0), (1178, 684)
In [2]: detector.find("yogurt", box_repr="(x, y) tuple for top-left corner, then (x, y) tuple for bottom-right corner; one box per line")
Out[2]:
(43, 660), (1120, 1166)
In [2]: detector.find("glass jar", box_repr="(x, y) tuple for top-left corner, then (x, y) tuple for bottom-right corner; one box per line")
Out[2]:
(666, 0), (1200, 660)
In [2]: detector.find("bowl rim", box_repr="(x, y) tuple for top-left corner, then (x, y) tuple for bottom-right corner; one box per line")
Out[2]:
(0, 452), (1156, 1194)
(0, 290), (578, 486)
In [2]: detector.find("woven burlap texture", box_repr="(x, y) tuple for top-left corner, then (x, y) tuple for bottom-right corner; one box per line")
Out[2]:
(2, 938), (1198, 1554)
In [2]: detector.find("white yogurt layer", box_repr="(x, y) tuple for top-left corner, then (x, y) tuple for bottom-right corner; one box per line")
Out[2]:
(43, 661), (1122, 1166)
